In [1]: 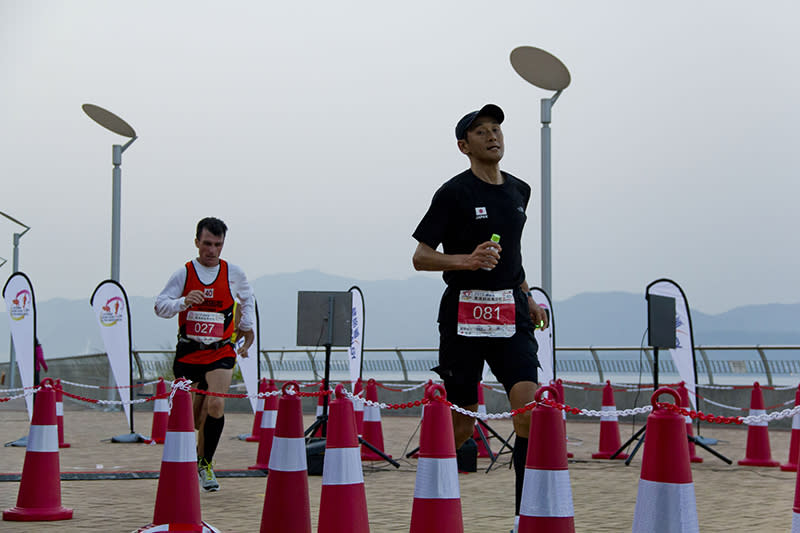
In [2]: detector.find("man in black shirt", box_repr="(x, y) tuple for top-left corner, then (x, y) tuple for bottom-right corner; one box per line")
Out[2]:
(412, 104), (548, 526)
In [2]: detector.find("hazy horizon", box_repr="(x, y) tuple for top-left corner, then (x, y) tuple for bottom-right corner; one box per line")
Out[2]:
(2, 1), (799, 316)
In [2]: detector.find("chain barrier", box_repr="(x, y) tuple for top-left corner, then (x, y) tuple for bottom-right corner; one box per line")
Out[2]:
(5, 377), (800, 428)
(59, 378), (163, 391)
(0, 386), (40, 403)
(0, 385), (39, 394)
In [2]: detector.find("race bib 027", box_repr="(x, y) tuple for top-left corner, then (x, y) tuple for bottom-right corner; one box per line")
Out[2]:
(457, 289), (516, 338)
(186, 310), (225, 344)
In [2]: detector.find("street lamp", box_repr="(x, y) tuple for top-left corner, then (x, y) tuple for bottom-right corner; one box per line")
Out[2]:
(82, 104), (137, 282)
(510, 46), (571, 299)
(0, 210), (31, 389)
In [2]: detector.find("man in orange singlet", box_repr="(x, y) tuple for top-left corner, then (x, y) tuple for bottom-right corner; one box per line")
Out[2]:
(155, 217), (255, 491)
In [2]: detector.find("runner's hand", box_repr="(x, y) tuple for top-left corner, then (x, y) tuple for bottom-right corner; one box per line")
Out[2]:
(466, 241), (502, 271)
(528, 297), (549, 330)
(236, 328), (255, 357)
(184, 290), (205, 307)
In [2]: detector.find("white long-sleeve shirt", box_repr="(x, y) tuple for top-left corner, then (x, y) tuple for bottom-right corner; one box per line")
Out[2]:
(154, 259), (256, 332)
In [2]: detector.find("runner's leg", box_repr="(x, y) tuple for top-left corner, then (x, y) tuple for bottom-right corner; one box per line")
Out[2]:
(200, 367), (233, 464)
(452, 405), (479, 450)
(509, 380), (538, 516)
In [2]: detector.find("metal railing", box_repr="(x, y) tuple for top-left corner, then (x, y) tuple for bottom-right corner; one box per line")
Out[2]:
(125, 345), (800, 386)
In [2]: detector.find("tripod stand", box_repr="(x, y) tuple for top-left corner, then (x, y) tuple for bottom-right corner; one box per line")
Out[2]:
(405, 412), (513, 472)
(610, 347), (731, 465)
(298, 291), (398, 468)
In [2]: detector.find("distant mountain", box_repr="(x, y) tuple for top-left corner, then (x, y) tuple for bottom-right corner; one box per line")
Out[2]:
(2, 271), (800, 361)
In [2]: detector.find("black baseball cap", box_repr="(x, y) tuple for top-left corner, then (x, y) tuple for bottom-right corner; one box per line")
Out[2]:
(455, 104), (504, 140)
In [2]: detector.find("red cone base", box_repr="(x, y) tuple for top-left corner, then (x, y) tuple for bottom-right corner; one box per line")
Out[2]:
(409, 499), (462, 533)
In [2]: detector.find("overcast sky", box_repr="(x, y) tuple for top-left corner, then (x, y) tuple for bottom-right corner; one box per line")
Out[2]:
(1, 1), (798, 315)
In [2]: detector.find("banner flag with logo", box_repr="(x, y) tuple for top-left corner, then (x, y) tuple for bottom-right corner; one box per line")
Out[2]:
(531, 287), (556, 385)
(349, 286), (365, 388)
(235, 298), (260, 413)
(90, 280), (134, 429)
(3, 272), (37, 419)
(646, 279), (697, 409)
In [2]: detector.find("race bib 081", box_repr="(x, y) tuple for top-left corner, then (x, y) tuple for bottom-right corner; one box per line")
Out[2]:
(186, 310), (225, 344)
(457, 289), (515, 338)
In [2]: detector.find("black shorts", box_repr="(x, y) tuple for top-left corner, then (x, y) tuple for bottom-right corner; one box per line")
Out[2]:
(433, 325), (539, 407)
(172, 356), (236, 390)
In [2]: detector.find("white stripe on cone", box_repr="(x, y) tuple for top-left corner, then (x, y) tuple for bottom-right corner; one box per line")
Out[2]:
(748, 409), (768, 427)
(27, 424), (59, 453)
(631, 479), (699, 533)
(140, 521), (221, 532)
(268, 437), (307, 472)
(56, 402), (64, 416)
(316, 405), (323, 416)
(322, 448), (364, 486)
(413, 457), (460, 499)
(256, 398), (264, 411)
(520, 469), (574, 518)
(792, 414), (800, 431)
(162, 432), (197, 463)
(261, 410), (277, 429)
(363, 404), (381, 422)
(792, 512), (800, 532)
(154, 398), (169, 413)
(600, 405), (618, 422)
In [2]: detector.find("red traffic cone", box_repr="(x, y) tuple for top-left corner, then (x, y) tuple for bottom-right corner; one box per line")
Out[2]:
(146, 378), (169, 445)
(553, 379), (573, 459)
(677, 382), (703, 464)
(318, 384), (369, 533)
(312, 382), (326, 437)
(261, 381), (311, 533)
(592, 381), (627, 460)
(631, 387), (698, 533)
(472, 382), (493, 458)
(409, 380), (434, 459)
(783, 385), (800, 472)
(518, 386), (574, 533)
(353, 378), (364, 437)
(361, 379), (390, 461)
(246, 378), (269, 442)
(249, 380), (279, 470)
(3, 378), (73, 522)
(138, 379), (218, 532)
(54, 379), (71, 449)
(738, 381), (780, 468)
(409, 384), (463, 533)
(792, 450), (800, 531)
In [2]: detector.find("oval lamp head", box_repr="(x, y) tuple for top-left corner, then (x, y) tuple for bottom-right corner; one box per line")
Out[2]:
(82, 104), (137, 138)
(510, 46), (571, 91)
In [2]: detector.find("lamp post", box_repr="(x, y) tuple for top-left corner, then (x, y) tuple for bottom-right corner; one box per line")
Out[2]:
(82, 104), (137, 282)
(510, 46), (571, 299)
(1, 210), (31, 389)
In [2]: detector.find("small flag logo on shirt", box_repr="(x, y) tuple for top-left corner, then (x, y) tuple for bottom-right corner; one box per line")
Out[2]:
(475, 207), (488, 220)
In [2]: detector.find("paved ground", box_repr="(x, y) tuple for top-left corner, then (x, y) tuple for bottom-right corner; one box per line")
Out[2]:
(1, 401), (799, 532)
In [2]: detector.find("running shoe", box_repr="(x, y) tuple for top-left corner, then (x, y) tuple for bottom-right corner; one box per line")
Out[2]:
(198, 458), (219, 492)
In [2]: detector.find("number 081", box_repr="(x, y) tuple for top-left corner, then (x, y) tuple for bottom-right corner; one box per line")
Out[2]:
(473, 306), (500, 321)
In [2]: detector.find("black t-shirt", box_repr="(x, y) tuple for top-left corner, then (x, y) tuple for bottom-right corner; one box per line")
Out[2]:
(413, 169), (532, 327)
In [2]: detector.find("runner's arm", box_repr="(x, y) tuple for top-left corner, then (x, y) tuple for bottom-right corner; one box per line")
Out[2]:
(154, 268), (189, 318)
(412, 241), (502, 272)
(520, 280), (548, 330)
(229, 264), (255, 332)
